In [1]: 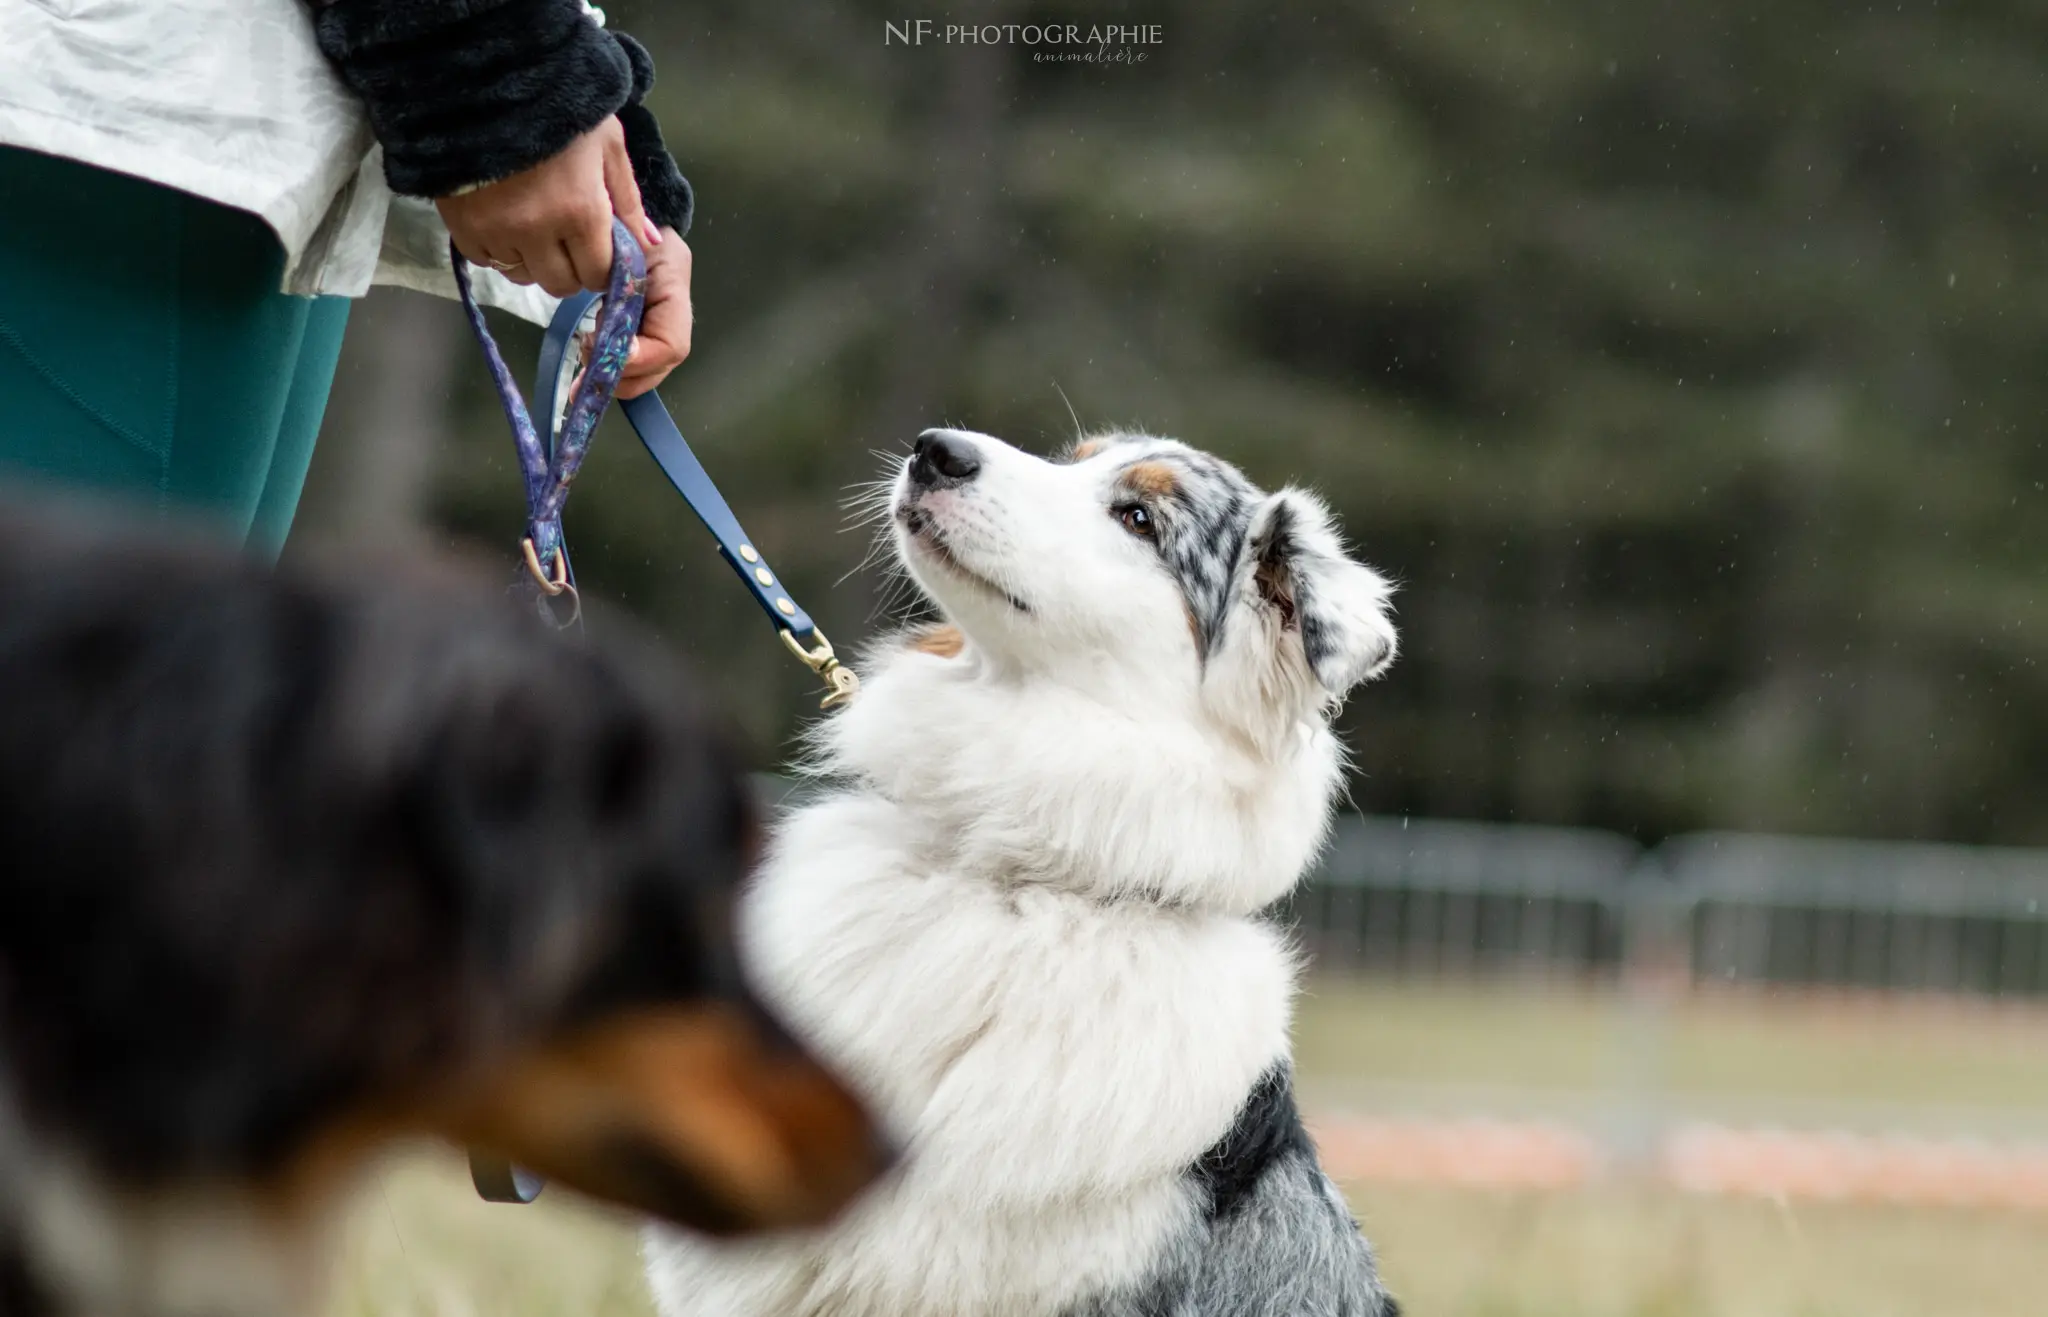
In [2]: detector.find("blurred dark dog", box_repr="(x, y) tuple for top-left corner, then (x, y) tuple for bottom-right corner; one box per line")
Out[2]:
(0, 510), (886, 1317)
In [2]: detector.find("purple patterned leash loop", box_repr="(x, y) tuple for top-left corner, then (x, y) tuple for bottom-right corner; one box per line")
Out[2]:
(450, 218), (648, 625)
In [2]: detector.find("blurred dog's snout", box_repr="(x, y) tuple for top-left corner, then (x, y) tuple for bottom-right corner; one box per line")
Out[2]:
(911, 430), (982, 487)
(437, 1004), (890, 1238)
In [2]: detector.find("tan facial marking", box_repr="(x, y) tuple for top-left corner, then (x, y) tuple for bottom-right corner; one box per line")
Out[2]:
(278, 1004), (885, 1239)
(1067, 438), (1106, 462)
(1120, 461), (1181, 500)
(426, 1004), (886, 1235)
(908, 624), (965, 659)
(271, 1106), (423, 1216)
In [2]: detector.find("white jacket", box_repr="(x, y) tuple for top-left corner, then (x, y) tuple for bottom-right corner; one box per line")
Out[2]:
(0, 0), (556, 323)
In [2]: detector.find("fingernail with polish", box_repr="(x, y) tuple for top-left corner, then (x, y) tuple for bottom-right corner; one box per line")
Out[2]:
(642, 219), (664, 247)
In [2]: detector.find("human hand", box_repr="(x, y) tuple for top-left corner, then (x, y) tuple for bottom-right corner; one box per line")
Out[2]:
(436, 116), (663, 297)
(617, 227), (692, 398)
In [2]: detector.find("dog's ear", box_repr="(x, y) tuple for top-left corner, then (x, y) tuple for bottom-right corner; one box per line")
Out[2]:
(1247, 489), (1396, 697)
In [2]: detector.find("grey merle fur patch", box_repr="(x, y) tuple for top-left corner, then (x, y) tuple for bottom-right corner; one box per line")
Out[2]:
(1062, 1067), (1398, 1317)
(1105, 444), (1260, 660)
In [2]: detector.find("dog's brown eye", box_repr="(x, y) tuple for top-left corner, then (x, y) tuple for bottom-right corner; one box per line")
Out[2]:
(1115, 504), (1154, 538)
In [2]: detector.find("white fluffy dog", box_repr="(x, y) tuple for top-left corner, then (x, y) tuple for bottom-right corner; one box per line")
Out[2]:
(645, 428), (1402, 1317)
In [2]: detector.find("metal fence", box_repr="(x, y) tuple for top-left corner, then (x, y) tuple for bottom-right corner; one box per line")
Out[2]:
(759, 776), (2048, 999)
(1292, 817), (2048, 999)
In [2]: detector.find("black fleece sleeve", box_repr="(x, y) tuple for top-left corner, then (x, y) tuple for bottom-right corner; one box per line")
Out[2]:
(611, 31), (695, 236)
(312, 1), (693, 235)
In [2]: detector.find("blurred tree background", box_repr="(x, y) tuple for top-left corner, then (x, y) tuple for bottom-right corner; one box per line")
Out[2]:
(297, 0), (2048, 846)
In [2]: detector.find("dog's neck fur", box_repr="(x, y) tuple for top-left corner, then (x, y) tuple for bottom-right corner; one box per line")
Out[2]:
(649, 630), (1359, 1317)
(815, 637), (1343, 915)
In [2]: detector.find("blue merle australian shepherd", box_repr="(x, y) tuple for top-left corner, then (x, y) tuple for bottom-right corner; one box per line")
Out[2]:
(645, 429), (1402, 1316)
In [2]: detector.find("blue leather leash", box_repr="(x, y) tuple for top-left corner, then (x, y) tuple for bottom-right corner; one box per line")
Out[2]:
(451, 220), (857, 1206)
(453, 221), (858, 706)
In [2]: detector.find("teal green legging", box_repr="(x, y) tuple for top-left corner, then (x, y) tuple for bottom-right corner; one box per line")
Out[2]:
(0, 147), (351, 560)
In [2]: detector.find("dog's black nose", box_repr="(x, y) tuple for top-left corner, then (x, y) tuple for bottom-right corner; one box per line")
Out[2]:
(910, 430), (982, 487)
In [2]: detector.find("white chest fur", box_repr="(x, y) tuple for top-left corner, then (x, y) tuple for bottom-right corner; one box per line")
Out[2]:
(645, 790), (1298, 1317)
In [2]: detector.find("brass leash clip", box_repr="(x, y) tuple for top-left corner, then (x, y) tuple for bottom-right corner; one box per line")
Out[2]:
(779, 627), (861, 710)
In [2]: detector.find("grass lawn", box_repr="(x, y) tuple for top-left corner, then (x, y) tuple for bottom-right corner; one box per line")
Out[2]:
(329, 1151), (653, 1317)
(1352, 1182), (2048, 1317)
(327, 981), (2048, 1316)
(330, 1154), (2048, 1317)
(1294, 977), (2048, 1127)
